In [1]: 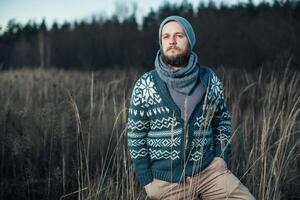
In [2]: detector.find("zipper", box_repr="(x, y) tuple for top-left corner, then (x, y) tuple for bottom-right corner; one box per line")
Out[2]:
(183, 96), (189, 176)
(183, 96), (189, 155)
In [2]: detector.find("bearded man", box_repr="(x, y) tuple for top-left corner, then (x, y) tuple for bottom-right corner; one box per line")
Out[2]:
(127, 15), (255, 200)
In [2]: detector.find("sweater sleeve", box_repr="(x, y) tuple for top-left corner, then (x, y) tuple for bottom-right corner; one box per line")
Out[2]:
(127, 76), (153, 186)
(210, 73), (232, 163)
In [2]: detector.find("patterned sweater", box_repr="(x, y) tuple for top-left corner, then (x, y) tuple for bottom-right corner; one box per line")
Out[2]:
(127, 66), (231, 186)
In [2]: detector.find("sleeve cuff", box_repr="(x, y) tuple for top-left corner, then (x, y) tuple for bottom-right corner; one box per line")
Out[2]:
(214, 144), (231, 163)
(137, 170), (153, 186)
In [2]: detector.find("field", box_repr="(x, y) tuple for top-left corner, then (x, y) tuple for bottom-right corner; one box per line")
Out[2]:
(0, 67), (299, 200)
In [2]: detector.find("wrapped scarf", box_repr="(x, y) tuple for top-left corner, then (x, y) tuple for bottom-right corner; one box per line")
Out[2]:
(155, 50), (200, 95)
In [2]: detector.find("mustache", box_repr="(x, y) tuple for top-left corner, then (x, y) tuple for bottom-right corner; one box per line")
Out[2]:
(167, 46), (181, 51)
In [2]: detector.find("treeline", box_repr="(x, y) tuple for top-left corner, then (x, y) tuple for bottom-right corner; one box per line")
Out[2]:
(0, 0), (300, 70)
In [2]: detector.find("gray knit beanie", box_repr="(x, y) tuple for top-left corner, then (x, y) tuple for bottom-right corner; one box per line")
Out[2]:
(159, 16), (196, 50)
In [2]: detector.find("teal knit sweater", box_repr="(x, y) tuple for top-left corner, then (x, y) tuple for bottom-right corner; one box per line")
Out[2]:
(127, 66), (231, 186)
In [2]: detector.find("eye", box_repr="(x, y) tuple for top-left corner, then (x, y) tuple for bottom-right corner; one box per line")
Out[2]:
(177, 34), (184, 38)
(162, 35), (169, 39)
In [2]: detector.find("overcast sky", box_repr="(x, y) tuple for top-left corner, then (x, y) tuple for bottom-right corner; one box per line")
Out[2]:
(0, 0), (272, 31)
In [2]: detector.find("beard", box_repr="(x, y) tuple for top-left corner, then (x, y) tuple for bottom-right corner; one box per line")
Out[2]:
(161, 46), (191, 67)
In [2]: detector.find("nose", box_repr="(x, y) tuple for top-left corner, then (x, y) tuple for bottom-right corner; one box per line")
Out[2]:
(169, 35), (177, 45)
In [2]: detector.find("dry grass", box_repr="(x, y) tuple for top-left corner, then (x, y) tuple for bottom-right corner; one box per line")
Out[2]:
(0, 66), (299, 200)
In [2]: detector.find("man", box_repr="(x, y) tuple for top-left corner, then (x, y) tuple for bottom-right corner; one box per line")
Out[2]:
(127, 16), (255, 200)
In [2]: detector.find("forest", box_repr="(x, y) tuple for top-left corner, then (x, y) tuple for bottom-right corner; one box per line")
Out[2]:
(0, 0), (299, 70)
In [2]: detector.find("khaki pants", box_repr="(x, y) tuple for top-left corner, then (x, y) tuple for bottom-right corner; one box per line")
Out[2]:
(145, 157), (255, 200)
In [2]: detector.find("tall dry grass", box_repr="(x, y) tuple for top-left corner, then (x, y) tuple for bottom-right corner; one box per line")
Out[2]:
(0, 66), (299, 199)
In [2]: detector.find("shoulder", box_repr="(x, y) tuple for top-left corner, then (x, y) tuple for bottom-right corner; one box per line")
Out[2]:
(131, 70), (157, 100)
(199, 65), (214, 74)
(199, 65), (221, 87)
(134, 70), (155, 84)
(199, 65), (225, 100)
(130, 70), (162, 108)
(132, 70), (156, 91)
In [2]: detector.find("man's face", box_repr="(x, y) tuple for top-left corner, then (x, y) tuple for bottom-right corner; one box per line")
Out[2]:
(161, 21), (190, 67)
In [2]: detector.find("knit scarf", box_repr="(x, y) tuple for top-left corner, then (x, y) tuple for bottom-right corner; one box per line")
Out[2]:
(155, 50), (200, 95)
